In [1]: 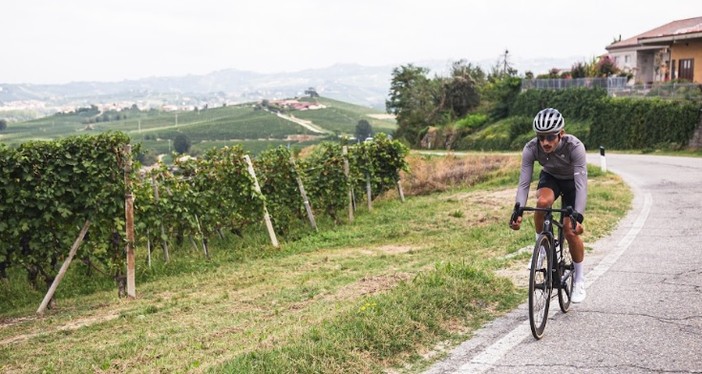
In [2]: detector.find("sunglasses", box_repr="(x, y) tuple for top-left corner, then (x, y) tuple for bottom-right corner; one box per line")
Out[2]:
(537, 134), (559, 142)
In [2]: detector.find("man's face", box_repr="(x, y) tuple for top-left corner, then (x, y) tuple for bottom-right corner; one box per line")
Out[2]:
(537, 131), (562, 154)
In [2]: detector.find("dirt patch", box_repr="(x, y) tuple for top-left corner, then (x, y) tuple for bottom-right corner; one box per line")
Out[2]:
(366, 114), (396, 120)
(376, 245), (415, 255)
(333, 245), (417, 257)
(285, 134), (324, 142)
(444, 188), (521, 228)
(446, 187), (515, 204)
(0, 312), (121, 346)
(331, 273), (412, 301)
(494, 265), (530, 289)
(0, 316), (35, 330)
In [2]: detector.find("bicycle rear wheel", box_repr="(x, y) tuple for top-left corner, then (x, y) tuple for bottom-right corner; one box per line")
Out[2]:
(528, 234), (552, 339)
(558, 244), (574, 313)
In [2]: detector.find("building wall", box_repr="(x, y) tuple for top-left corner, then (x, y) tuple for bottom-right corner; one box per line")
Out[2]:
(611, 50), (637, 72)
(637, 51), (655, 84)
(670, 39), (702, 83)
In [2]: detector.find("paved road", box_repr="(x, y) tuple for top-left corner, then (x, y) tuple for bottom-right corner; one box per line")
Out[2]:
(425, 153), (702, 373)
(273, 111), (331, 134)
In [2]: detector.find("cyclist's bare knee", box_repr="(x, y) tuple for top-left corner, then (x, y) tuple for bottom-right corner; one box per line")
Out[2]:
(536, 188), (555, 208)
(536, 196), (554, 208)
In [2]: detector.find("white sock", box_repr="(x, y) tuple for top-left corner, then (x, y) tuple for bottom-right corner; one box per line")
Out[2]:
(574, 261), (585, 283)
(535, 233), (539, 241)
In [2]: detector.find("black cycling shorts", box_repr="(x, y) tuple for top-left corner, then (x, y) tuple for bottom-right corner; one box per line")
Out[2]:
(537, 171), (576, 209)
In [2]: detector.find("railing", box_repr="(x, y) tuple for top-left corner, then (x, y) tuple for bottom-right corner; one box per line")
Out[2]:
(522, 77), (702, 101)
(521, 77), (628, 92)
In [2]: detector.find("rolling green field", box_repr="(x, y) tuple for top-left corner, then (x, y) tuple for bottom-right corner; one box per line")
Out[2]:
(296, 96), (396, 135)
(1, 97), (397, 156)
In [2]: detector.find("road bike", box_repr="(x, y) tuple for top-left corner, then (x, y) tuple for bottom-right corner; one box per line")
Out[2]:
(511, 202), (577, 339)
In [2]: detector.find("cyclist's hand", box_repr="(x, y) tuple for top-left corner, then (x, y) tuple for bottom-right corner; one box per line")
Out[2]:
(509, 216), (522, 230)
(574, 222), (584, 235)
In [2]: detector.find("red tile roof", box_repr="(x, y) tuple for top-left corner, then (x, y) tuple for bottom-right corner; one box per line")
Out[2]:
(606, 16), (702, 50)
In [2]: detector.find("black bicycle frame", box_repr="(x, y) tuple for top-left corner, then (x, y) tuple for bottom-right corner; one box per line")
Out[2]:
(512, 202), (576, 288)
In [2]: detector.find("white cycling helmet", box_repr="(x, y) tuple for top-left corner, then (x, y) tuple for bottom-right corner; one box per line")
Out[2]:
(533, 108), (564, 133)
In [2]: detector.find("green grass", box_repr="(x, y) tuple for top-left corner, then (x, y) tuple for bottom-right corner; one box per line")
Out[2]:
(0, 154), (631, 373)
(295, 97), (396, 135)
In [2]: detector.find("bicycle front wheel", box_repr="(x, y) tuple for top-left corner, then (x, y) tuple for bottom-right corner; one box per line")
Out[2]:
(529, 234), (552, 339)
(558, 243), (574, 313)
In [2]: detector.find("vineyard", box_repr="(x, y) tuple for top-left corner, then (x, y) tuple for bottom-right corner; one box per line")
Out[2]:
(0, 132), (408, 309)
(2, 98), (397, 162)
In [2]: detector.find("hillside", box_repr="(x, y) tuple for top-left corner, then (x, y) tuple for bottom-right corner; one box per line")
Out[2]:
(0, 97), (397, 156)
(0, 57), (583, 120)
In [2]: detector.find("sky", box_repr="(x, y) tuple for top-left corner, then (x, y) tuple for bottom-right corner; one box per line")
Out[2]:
(3, 0), (700, 84)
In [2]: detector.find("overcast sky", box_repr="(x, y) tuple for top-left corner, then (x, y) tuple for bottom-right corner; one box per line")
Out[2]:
(3, 0), (700, 84)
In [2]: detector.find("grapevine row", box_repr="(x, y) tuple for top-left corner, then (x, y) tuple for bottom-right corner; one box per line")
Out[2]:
(0, 132), (409, 298)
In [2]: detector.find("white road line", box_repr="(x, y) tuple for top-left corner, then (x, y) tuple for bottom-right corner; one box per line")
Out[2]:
(455, 192), (653, 373)
(455, 323), (531, 373)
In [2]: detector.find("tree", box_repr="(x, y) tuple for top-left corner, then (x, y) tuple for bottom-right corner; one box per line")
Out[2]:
(173, 134), (191, 154)
(386, 64), (435, 145)
(387, 61), (488, 146)
(443, 59), (484, 118)
(355, 120), (373, 141)
(0, 119), (7, 131)
(483, 53), (522, 120)
(571, 62), (588, 78)
(596, 55), (619, 77)
(304, 87), (319, 97)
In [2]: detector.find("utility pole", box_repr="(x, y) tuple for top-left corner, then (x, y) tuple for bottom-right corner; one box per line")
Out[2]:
(502, 49), (509, 75)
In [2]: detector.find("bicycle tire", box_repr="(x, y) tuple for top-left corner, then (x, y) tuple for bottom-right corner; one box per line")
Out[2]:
(558, 243), (574, 313)
(528, 234), (552, 339)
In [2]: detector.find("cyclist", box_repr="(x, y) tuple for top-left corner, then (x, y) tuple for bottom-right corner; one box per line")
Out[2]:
(510, 108), (588, 303)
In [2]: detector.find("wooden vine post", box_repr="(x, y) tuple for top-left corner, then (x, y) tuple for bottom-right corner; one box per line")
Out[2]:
(244, 155), (279, 248)
(366, 174), (373, 211)
(342, 146), (354, 222)
(290, 157), (317, 231)
(37, 220), (91, 315)
(396, 178), (405, 203)
(152, 176), (170, 262)
(123, 144), (136, 298)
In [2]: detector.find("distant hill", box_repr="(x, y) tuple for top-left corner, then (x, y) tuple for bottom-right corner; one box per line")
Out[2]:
(0, 57), (584, 116)
(0, 64), (395, 114)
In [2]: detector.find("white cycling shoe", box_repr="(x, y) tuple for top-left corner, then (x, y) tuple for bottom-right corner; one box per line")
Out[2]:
(571, 281), (587, 303)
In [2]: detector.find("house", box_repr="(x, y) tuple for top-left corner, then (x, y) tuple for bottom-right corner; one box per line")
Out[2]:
(606, 16), (702, 84)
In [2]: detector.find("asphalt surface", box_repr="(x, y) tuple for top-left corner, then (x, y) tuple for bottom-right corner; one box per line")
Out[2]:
(425, 153), (702, 374)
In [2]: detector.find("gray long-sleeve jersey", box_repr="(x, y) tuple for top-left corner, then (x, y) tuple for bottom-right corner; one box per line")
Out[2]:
(515, 134), (588, 214)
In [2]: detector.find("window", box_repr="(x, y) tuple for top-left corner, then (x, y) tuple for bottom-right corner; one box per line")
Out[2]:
(624, 55), (630, 64)
(679, 59), (694, 81)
